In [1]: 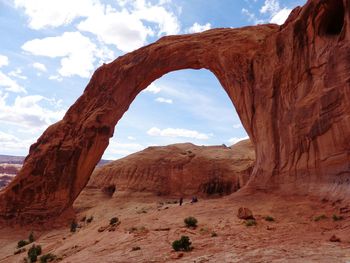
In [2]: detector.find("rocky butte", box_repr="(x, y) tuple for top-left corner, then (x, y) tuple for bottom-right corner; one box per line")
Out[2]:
(0, 0), (349, 223)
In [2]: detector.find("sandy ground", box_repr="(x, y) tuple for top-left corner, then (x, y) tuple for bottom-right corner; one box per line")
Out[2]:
(0, 189), (350, 263)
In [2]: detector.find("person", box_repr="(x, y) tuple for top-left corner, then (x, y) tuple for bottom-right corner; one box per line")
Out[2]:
(179, 197), (183, 206)
(191, 196), (198, 204)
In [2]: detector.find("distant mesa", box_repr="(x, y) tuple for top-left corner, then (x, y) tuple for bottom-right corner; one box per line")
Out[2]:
(0, 0), (349, 223)
(88, 140), (255, 197)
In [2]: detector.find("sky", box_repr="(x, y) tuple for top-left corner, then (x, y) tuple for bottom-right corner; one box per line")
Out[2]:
(0, 0), (306, 160)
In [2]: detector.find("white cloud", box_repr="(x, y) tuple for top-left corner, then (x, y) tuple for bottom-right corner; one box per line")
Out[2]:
(0, 91), (65, 130)
(77, 0), (180, 52)
(144, 83), (161, 94)
(233, 123), (242, 129)
(147, 127), (210, 140)
(260, 0), (280, 14)
(48, 75), (63, 82)
(0, 55), (9, 68)
(105, 140), (144, 157)
(241, 8), (264, 24)
(8, 68), (27, 80)
(77, 9), (153, 53)
(0, 131), (33, 153)
(127, 136), (136, 140)
(0, 71), (26, 93)
(270, 8), (292, 25)
(22, 31), (112, 78)
(228, 136), (249, 145)
(155, 97), (173, 104)
(14, 0), (103, 30)
(187, 22), (211, 33)
(32, 62), (47, 72)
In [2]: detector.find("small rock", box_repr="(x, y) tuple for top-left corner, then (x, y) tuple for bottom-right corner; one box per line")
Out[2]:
(237, 207), (254, 220)
(329, 235), (341, 242)
(98, 226), (108, 232)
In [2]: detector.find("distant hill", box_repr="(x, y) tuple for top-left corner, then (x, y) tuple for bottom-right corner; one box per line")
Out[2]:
(0, 154), (111, 166)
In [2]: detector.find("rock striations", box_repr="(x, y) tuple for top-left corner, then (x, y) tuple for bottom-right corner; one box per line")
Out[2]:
(88, 140), (255, 197)
(0, 0), (349, 222)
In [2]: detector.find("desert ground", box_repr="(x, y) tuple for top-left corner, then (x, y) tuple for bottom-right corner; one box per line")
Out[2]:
(0, 187), (349, 263)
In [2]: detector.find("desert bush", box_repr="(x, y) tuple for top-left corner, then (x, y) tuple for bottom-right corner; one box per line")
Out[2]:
(314, 214), (327, 221)
(264, 216), (275, 222)
(40, 253), (56, 263)
(110, 217), (119, 225)
(27, 245), (42, 262)
(131, 246), (141, 251)
(172, 236), (192, 252)
(28, 232), (35, 243)
(333, 214), (344, 221)
(70, 221), (78, 233)
(245, 219), (257, 227)
(18, 240), (29, 248)
(86, 216), (94, 223)
(184, 216), (198, 228)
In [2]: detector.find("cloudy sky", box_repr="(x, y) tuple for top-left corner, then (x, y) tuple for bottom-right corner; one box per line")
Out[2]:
(0, 0), (306, 159)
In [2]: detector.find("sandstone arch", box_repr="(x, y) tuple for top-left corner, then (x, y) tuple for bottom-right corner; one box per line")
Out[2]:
(0, 0), (349, 222)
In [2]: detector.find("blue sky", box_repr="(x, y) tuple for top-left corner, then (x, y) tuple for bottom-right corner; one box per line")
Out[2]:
(0, 0), (306, 159)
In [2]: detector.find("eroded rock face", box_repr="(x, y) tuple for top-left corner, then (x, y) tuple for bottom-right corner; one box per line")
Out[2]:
(88, 140), (255, 197)
(0, 0), (349, 222)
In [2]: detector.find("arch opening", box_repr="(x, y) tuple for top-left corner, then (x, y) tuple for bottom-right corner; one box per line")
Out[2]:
(93, 69), (253, 198)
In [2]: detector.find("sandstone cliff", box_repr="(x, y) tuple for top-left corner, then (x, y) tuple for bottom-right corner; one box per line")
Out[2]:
(88, 140), (255, 197)
(0, 0), (349, 222)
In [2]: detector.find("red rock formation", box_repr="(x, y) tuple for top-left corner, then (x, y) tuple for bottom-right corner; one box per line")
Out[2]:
(88, 140), (255, 197)
(0, 0), (349, 222)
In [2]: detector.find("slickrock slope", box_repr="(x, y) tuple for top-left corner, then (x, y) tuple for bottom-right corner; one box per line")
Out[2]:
(88, 140), (255, 197)
(0, 0), (349, 222)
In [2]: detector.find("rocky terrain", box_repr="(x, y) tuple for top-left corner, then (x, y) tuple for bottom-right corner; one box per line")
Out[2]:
(0, 0), (349, 261)
(89, 140), (255, 197)
(0, 155), (24, 191)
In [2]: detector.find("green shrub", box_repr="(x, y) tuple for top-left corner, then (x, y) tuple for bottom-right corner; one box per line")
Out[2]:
(245, 219), (257, 227)
(86, 216), (93, 223)
(40, 253), (56, 263)
(264, 216), (275, 222)
(28, 232), (35, 243)
(333, 214), (344, 221)
(184, 217), (198, 228)
(314, 214), (327, 222)
(70, 221), (78, 233)
(172, 236), (192, 252)
(110, 217), (119, 225)
(28, 245), (42, 262)
(18, 240), (29, 248)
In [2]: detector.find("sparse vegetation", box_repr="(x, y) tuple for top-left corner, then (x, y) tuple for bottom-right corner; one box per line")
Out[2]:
(245, 219), (257, 227)
(28, 232), (35, 243)
(70, 221), (78, 233)
(172, 236), (192, 252)
(131, 246), (141, 251)
(184, 216), (198, 228)
(314, 214), (327, 222)
(18, 240), (29, 248)
(211, 232), (218, 237)
(27, 245), (42, 262)
(86, 216), (94, 223)
(264, 216), (275, 222)
(333, 214), (344, 221)
(110, 217), (119, 225)
(14, 248), (26, 255)
(40, 253), (56, 263)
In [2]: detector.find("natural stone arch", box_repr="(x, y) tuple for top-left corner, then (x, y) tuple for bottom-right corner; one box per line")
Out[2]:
(0, 0), (349, 223)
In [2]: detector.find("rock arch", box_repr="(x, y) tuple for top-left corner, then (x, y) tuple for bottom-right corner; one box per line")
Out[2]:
(0, 0), (349, 222)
